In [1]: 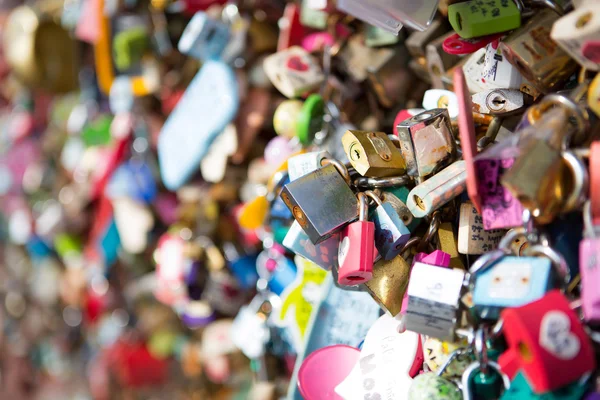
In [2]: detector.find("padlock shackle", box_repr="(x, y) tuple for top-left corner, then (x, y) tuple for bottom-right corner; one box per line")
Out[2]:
(354, 175), (411, 189)
(561, 151), (589, 214)
(522, 244), (571, 285)
(364, 190), (384, 207)
(321, 158), (351, 186)
(530, 93), (589, 142)
(357, 192), (369, 222)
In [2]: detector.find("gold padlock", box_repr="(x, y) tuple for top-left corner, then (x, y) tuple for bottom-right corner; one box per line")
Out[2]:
(436, 222), (465, 270)
(363, 255), (411, 316)
(3, 5), (78, 93)
(501, 95), (588, 223)
(342, 130), (407, 177)
(499, 9), (578, 94)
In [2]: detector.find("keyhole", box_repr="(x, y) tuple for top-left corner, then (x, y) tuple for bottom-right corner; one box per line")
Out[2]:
(455, 12), (462, 31)
(576, 12), (592, 28)
(492, 96), (506, 106)
(354, 149), (361, 159)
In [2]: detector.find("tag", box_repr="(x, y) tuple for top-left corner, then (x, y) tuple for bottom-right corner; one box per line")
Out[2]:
(288, 276), (381, 400)
(273, 257), (328, 351)
(158, 61), (239, 190)
(298, 345), (361, 400)
(200, 124), (238, 183)
(231, 305), (270, 359)
(458, 202), (506, 255)
(335, 313), (419, 400)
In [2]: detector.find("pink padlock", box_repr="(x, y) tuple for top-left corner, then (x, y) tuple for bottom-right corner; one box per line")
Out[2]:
(302, 32), (335, 53)
(337, 192), (374, 285)
(442, 33), (503, 55)
(580, 201), (600, 322)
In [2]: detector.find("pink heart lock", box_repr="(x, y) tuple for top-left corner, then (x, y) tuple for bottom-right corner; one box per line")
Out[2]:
(298, 345), (361, 400)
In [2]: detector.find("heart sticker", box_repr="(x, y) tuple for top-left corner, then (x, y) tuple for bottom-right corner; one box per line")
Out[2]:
(286, 55), (310, 72)
(338, 236), (350, 267)
(539, 311), (581, 360)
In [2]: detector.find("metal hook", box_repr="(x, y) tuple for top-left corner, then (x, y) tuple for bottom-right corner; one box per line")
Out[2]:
(561, 151), (589, 214)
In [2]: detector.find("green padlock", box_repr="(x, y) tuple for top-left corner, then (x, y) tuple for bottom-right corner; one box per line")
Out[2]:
(471, 370), (503, 400)
(82, 115), (113, 147)
(113, 27), (149, 71)
(296, 94), (325, 146)
(499, 372), (590, 400)
(448, 0), (521, 39)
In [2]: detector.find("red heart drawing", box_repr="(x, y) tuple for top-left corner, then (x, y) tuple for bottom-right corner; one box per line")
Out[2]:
(286, 55), (309, 72)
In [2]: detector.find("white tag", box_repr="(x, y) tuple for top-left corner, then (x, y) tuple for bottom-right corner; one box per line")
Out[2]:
(200, 124), (238, 183)
(113, 197), (154, 254)
(540, 311), (581, 360)
(458, 202), (506, 255)
(231, 305), (270, 359)
(335, 313), (418, 400)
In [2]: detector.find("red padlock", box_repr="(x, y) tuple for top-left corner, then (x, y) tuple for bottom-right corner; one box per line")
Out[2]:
(498, 290), (596, 394)
(337, 192), (374, 285)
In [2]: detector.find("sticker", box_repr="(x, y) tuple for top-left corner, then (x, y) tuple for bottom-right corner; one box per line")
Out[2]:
(540, 311), (581, 360)
(274, 257), (328, 351)
(335, 313), (419, 400)
(338, 236), (350, 267)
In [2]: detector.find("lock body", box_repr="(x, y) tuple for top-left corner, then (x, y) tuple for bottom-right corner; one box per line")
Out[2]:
(499, 290), (596, 394)
(178, 11), (230, 61)
(283, 221), (339, 271)
(448, 0), (521, 39)
(342, 130), (406, 177)
(338, 220), (375, 285)
(579, 236), (600, 321)
(396, 108), (456, 179)
(371, 202), (411, 260)
(500, 10), (578, 93)
(287, 151), (331, 182)
(263, 46), (325, 98)
(407, 160), (467, 218)
(551, 3), (600, 71)
(404, 262), (465, 341)
(281, 164), (358, 244)
(473, 256), (554, 320)
(364, 255), (411, 316)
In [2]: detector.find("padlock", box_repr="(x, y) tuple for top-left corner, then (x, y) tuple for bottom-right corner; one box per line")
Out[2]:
(499, 9), (578, 93)
(448, 0), (521, 39)
(472, 89), (531, 115)
(406, 17), (449, 60)
(283, 221), (339, 271)
(287, 151), (332, 182)
(273, 100), (304, 139)
(580, 201), (600, 322)
(408, 372), (462, 400)
(178, 11), (230, 61)
(407, 160), (467, 218)
(443, 32), (504, 55)
(380, 187), (420, 232)
(501, 105), (585, 224)
(551, 3), (600, 71)
(404, 262), (466, 341)
(363, 255), (411, 316)
(426, 31), (461, 89)
(396, 108), (456, 179)
(263, 46), (325, 98)
(422, 89), (459, 119)
(296, 94), (325, 146)
(364, 190), (411, 260)
(458, 202), (506, 255)
(341, 129), (407, 177)
(367, 47), (413, 108)
(337, 192), (375, 286)
(280, 160), (358, 244)
(462, 361), (511, 400)
(338, 34), (396, 82)
(471, 255), (555, 320)
(499, 290), (596, 393)
(500, 370), (591, 399)
(436, 222), (465, 270)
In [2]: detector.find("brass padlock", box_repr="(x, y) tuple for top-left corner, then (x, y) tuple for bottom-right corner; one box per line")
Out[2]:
(501, 95), (588, 223)
(280, 160), (358, 244)
(3, 5), (78, 93)
(396, 108), (456, 179)
(363, 255), (411, 316)
(342, 130), (407, 177)
(499, 9), (578, 94)
(436, 222), (465, 270)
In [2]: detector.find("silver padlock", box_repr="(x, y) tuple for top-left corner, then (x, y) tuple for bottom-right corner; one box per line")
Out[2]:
(404, 262), (466, 341)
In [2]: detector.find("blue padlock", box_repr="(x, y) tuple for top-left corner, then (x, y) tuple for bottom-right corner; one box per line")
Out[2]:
(472, 256), (554, 321)
(178, 11), (230, 61)
(106, 160), (157, 204)
(365, 190), (410, 260)
(223, 242), (259, 290)
(158, 60), (238, 190)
